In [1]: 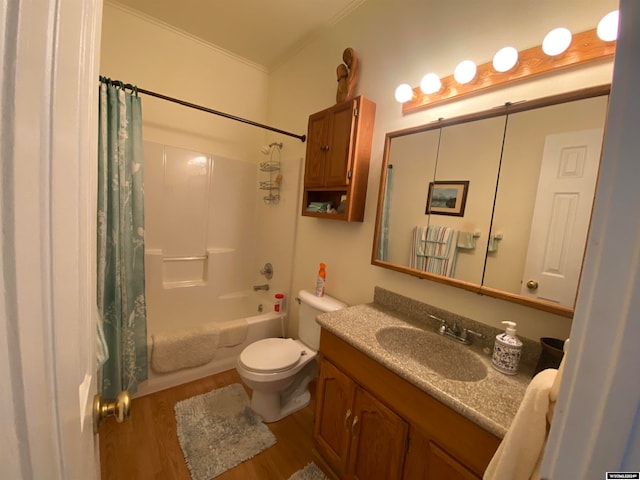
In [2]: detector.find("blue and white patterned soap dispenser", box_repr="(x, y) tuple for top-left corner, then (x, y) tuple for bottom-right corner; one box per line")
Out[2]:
(491, 321), (523, 375)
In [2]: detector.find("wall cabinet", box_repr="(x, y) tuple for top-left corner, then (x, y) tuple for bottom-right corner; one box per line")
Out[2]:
(302, 96), (376, 222)
(314, 358), (408, 479)
(314, 329), (499, 480)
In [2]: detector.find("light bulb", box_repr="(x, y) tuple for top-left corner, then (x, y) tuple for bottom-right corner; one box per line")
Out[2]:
(420, 73), (442, 94)
(597, 10), (619, 41)
(542, 27), (572, 56)
(492, 46), (518, 73)
(395, 84), (414, 103)
(454, 60), (477, 84)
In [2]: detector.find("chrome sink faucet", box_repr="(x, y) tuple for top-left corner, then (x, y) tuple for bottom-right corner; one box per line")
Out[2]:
(429, 314), (484, 345)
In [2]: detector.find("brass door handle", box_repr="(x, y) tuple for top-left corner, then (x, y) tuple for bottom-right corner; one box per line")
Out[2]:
(526, 280), (539, 290)
(93, 391), (130, 434)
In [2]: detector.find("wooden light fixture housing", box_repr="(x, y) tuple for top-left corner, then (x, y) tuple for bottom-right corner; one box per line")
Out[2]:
(402, 28), (616, 114)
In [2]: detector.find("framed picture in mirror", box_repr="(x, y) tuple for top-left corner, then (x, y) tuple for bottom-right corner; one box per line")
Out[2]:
(425, 180), (469, 216)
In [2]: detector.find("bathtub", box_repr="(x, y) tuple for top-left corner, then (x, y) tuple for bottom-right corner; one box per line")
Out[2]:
(134, 290), (286, 398)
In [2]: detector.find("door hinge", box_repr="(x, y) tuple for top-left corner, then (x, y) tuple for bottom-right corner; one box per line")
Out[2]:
(347, 170), (353, 179)
(354, 107), (359, 117)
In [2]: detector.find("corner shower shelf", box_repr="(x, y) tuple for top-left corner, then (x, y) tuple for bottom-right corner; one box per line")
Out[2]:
(260, 161), (280, 172)
(260, 143), (282, 204)
(260, 180), (279, 190)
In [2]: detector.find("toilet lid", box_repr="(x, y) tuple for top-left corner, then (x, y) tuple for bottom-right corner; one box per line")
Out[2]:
(240, 338), (303, 373)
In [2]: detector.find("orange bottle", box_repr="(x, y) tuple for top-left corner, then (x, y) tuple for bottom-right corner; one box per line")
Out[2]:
(315, 263), (326, 297)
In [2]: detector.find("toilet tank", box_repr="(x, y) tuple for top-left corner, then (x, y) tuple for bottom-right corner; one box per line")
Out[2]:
(298, 289), (347, 350)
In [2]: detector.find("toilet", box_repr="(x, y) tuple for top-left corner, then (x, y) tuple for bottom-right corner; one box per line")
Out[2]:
(236, 289), (347, 422)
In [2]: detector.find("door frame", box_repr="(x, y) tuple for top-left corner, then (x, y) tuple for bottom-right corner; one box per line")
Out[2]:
(0, 0), (103, 478)
(541, 0), (640, 475)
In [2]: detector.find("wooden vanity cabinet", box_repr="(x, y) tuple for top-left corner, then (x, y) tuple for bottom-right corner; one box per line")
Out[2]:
(314, 358), (408, 479)
(302, 96), (376, 222)
(314, 329), (499, 480)
(404, 428), (480, 480)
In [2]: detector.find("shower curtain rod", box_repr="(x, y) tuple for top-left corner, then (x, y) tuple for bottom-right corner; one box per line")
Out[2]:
(100, 77), (306, 142)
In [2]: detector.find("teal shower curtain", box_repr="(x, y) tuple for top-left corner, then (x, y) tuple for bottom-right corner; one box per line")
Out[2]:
(97, 78), (148, 398)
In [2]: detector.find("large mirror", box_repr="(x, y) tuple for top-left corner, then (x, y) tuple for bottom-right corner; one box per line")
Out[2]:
(372, 86), (610, 317)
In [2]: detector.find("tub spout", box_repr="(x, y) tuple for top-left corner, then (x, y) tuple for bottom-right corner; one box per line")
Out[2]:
(253, 284), (269, 291)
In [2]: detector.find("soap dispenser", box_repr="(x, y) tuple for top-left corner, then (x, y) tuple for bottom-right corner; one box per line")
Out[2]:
(491, 321), (523, 375)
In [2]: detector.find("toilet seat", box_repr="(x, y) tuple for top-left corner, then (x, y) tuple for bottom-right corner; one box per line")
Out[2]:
(239, 338), (303, 373)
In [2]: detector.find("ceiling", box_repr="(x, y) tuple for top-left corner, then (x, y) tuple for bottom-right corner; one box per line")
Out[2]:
(109, 0), (368, 69)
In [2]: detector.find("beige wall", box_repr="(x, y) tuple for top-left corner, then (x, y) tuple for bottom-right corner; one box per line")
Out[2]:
(101, 3), (302, 327)
(101, 3), (270, 160)
(268, 0), (617, 341)
(101, 0), (618, 342)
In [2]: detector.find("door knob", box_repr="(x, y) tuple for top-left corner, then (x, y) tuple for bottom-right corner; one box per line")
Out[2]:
(526, 280), (539, 290)
(93, 391), (130, 434)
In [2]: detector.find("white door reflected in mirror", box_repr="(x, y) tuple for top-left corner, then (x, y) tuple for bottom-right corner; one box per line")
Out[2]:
(520, 129), (603, 306)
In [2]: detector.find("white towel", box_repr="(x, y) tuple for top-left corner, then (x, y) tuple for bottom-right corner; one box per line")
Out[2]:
(219, 318), (249, 347)
(151, 324), (220, 373)
(483, 369), (558, 480)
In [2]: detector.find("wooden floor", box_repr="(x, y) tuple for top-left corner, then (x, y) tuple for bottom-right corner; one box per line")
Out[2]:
(99, 369), (317, 480)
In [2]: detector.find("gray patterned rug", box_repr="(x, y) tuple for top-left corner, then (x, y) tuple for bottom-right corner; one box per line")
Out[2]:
(174, 383), (276, 480)
(288, 462), (329, 480)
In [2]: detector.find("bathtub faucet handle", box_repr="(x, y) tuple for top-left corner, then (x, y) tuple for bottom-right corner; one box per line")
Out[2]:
(260, 263), (273, 280)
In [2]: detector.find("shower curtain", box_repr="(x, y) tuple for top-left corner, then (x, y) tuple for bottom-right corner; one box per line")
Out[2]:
(97, 78), (148, 398)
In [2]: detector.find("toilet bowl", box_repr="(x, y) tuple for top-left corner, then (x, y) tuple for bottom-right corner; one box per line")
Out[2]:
(236, 290), (347, 423)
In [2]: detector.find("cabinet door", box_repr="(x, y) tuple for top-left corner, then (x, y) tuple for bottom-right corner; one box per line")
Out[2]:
(427, 442), (480, 480)
(404, 428), (480, 480)
(304, 110), (329, 187)
(324, 99), (357, 187)
(347, 388), (408, 480)
(314, 359), (355, 474)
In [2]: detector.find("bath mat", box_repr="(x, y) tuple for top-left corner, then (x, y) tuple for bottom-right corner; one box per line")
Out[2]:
(288, 462), (329, 480)
(174, 383), (276, 480)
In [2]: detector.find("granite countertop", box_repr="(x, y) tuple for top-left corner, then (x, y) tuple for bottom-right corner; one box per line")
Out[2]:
(316, 301), (532, 438)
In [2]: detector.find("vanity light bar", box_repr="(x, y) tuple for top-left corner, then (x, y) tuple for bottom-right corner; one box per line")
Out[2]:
(402, 28), (616, 114)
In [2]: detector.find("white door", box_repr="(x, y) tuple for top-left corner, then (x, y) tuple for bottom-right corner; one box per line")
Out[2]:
(0, 1), (103, 478)
(520, 128), (603, 306)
